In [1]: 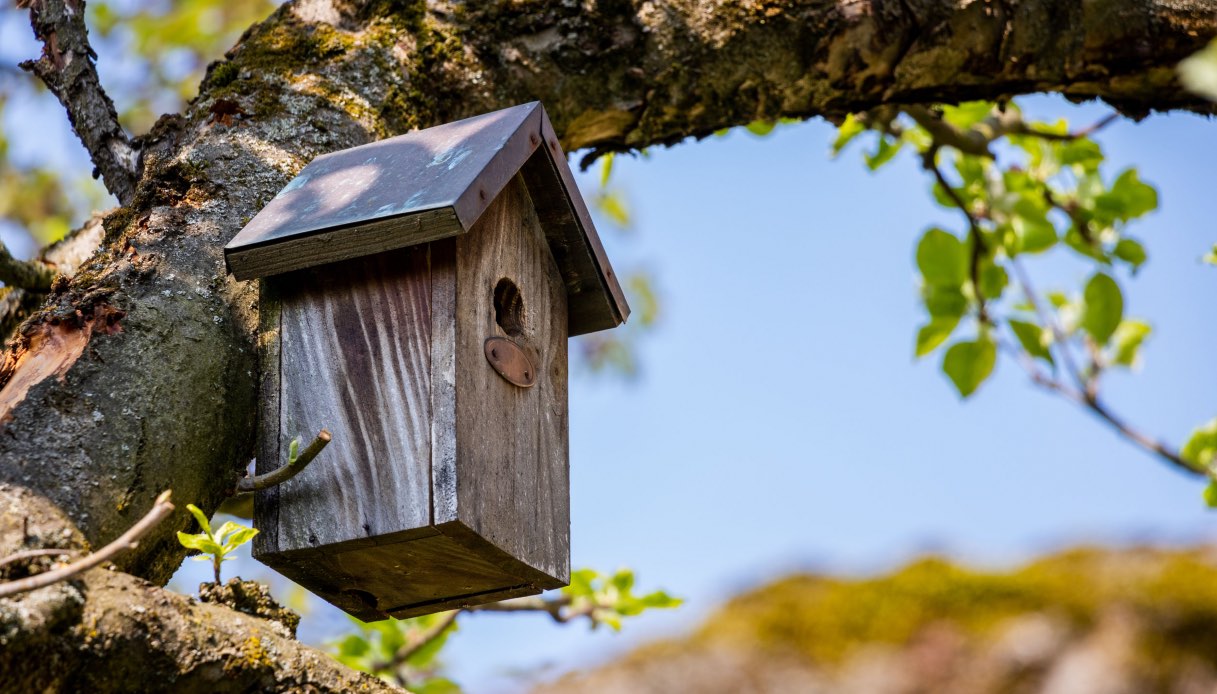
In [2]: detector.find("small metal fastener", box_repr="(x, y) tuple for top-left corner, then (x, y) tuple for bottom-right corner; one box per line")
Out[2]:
(484, 337), (536, 388)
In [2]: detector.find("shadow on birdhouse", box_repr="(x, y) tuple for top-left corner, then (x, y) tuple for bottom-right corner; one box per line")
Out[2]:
(224, 102), (628, 621)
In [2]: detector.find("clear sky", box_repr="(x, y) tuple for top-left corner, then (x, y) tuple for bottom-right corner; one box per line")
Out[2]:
(1, 13), (1212, 687)
(173, 96), (1216, 692)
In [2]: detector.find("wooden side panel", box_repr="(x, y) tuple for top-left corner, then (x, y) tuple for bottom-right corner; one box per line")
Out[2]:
(454, 174), (570, 584)
(273, 247), (433, 550)
(253, 281), (282, 557)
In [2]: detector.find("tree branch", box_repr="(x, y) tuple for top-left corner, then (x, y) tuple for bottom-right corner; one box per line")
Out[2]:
(236, 429), (331, 493)
(18, 0), (140, 204)
(0, 242), (56, 292)
(0, 490), (173, 599)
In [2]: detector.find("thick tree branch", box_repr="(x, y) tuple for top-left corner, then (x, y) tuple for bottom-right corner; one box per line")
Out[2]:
(0, 568), (399, 693)
(0, 242), (55, 293)
(0, 0), (1212, 685)
(18, 0), (140, 203)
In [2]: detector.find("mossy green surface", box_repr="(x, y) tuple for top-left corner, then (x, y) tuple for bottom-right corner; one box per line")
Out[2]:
(690, 547), (1217, 668)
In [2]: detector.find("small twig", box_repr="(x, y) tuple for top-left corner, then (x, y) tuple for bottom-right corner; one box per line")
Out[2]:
(921, 146), (990, 323)
(0, 242), (56, 292)
(998, 309), (1196, 477)
(0, 491), (174, 599)
(19, 0), (140, 203)
(237, 429), (331, 493)
(379, 610), (459, 673)
(1008, 258), (1090, 395)
(0, 548), (74, 570)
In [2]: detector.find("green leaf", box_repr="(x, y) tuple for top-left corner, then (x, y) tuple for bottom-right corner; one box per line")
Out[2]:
(638, 590), (683, 609)
(1057, 138), (1104, 171)
(1182, 418), (1217, 472)
(915, 316), (961, 358)
(599, 152), (614, 187)
(1094, 168), (1158, 222)
(916, 228), (967, 286)
(1204, 481), (1217, 509)
(941, 101), (995, 129)
(1113, 238), (1147, 271)
(942, 338), (997, 398)
(1009, 320), (1054, 365)
(864, 136), (902, 171)
(177, 531), (209, 552)
(1081, 273), (1124, 344)
(831, 114), (866, 155)
(978, 262), (1008, 300)
(1010, 198), (1057, 254)
(1204, 244), (1217, 265)
(745, 120), (776, 137)
(1109, 319), (1151, 368)
(923, 285), (968, 320)
(221, 526), (259, 552)
(288, 437), (300, 465)
(186, 503), (212, 536)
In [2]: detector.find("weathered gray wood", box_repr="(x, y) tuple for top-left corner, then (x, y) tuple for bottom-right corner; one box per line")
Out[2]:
(224, 102), (628, 336)
(273, 247), (433, 549)
(227, 207), (459, 281)
(254, 174), (574, 621)
(252, 281), (282, 558)
(454, 174), (570, 585)
(430, 239), (459, 526)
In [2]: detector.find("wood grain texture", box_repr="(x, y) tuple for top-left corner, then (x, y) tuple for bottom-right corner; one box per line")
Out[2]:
(273, 247), (433, 549)
(253, 281), (282, 558)
(454, 173), (570, 585)
(227, 207), (459, 281)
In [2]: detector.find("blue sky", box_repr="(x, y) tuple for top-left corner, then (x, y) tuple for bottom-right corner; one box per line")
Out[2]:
(2, 11), (1213, 688)
(182, 96), (1215, 692)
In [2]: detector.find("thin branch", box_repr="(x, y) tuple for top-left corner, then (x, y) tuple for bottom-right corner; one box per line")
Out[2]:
(236, 429), (331, 493)
(18, 0), (140, 204)
(0, 242), (56, 292)
(921, 145), (990, 323)
(1008, 258), (1090, 394)
(0, 548), (74, 569)
(378, 610), (460, 674)
(0, 491), (173, 599)
(999, 279), (1198, 477)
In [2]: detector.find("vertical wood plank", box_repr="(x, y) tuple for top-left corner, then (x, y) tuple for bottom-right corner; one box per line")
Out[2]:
(253, 280), (282, 556)
(454, 173), (570, 583)
(430, 239), (458, 525)
(275, 247), (433, 550)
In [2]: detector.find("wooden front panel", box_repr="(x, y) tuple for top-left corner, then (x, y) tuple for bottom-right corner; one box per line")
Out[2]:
(451, 173), (570, 584)
(273, 247), (433, 550)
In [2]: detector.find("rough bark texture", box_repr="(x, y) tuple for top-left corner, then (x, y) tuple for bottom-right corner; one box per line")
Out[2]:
(1, 0), (1215, 686)
(20, 0), (140, 203)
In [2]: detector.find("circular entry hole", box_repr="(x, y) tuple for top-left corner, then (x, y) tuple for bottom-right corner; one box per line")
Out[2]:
(493, 278), (525, 337)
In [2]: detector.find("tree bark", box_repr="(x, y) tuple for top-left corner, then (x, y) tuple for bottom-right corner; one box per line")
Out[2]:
(1, 0), (1214, 686)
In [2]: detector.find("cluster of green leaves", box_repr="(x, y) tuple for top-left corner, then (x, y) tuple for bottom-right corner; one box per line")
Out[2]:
(838, 102), (1158, 397)
(564, 567), (683, 631)
(835, 100), (1217, 503)
(332, 612), (460, 693)
(176, 503), (259, 584)
(330, 568), (680, 690)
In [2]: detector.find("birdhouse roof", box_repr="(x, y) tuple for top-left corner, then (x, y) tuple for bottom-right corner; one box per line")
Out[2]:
(224, 102), (627, 335)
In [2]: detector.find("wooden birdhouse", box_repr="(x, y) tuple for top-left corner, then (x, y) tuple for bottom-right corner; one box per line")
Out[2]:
(224, 102), (628, 621)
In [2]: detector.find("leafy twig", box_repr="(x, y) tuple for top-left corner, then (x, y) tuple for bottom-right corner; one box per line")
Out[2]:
(0, 491), (173, 599)
(237, 429), (331, 493)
